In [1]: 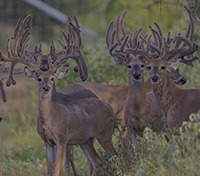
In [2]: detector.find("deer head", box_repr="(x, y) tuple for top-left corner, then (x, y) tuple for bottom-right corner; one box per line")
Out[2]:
(106, 12), (149, 83)
(24, 59), (69, 98)
(0, 14), (87, 101)
(145, 6), (198, 85)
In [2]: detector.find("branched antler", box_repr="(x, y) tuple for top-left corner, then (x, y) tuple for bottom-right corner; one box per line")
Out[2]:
(149, 6), (198, 66)
(49, 16), (87, 81)
(0, 14), (35, 86)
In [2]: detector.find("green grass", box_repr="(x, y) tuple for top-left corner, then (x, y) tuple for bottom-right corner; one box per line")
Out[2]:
(0, 38), (200, 176)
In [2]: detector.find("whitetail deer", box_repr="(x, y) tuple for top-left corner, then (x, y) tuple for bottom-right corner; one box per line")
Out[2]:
(142, 6), (199, 128)
(0, 14), (96, 176)
(103, 12), (167, 154)
(0, 15), (117, 176)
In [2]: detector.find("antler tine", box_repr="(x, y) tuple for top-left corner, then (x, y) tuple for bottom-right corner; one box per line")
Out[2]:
(129, 28), (142, 48)
(166, 31), (172, 45)
(116, 11), (127, 45)
(184, 6), (194, 40)
(149, 26), (159, 46)
(154, 23), (165, 50)
(0, 80), (7, 102)
(149, 22), (167, 58)
(154, 22), (163, 39)
(35, 43), (42, 55)
(0, 62), (7, 101)
(13, 17), (23, 40)
(105, 21), (119, 56)
(50, 40), (56, 57)
(173, 35), (193, 48)
(180, 55), (198, 66)
(49, 40), (57, 66)
(119, 35), (129, 52)
(105, 21), (114, 49)
(68, 16), (82, 47)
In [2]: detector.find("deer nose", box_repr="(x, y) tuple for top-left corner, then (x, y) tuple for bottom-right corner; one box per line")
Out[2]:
(177, 77), (187, 85)
(152, 75), (159, 83)
(133, 73), (141, 80)
(43, 85), (50, 92)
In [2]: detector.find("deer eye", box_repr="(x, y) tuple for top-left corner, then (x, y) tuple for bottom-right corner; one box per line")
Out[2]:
(37, 77), (43, 82)
(127, 64), (132, 69)
(146, 65), (151, 70)
(141, 64), (144, 68)
(160, 66), (166, 70)
(50, 77), (55, 81)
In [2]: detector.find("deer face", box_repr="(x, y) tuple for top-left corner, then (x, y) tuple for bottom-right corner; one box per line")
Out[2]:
(126, 56), (145, 82)
(24, 65), (69, 98)
(36, 72), (55, 98)
(146, 57), (186, 85)
(146, 58), (167, 84)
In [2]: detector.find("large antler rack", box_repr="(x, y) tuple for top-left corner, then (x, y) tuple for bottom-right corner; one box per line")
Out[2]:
(0, 14), (88, 102)
(149, 6), (199, 66)
(48, 16), (87, 81)
(106, 11), (152, 65)
(0, 14), (37, 87)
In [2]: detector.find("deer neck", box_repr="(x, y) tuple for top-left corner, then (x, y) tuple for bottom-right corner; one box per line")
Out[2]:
(38, 84), (57, 122)
(152, 73), (180, 114)
(127, 74), (147, 107)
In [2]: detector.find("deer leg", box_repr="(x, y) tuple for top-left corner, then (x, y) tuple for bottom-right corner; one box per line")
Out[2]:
(97, 138), (118, 157)
(69, 148), (79, 176)
(80, 138), (103, 176)
(65, 145), (71, 176)
(53, 143), (65, 176)
(65, 145), (79, 176)
(127, 119), (138, 158)
(45, 143), (55, 176)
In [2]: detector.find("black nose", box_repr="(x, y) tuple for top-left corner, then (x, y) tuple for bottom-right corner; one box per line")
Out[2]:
(152, 76), (159, 82)
(178, 77), (187, 85)
(133, 73), (141, 80)
(43, 85), (50, 92)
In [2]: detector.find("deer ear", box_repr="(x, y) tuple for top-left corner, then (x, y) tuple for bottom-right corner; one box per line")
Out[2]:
(54, 66), (69, 79)
(24, 66), (38, 78)
(169, 58), (181, 70)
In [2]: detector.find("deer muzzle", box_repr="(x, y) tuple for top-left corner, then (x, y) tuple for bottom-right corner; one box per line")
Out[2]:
(43, 85), (50, 92)
(133, 72), (141, 80)
(175, 77), (187, 85)
(151, 75), (159, 83)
